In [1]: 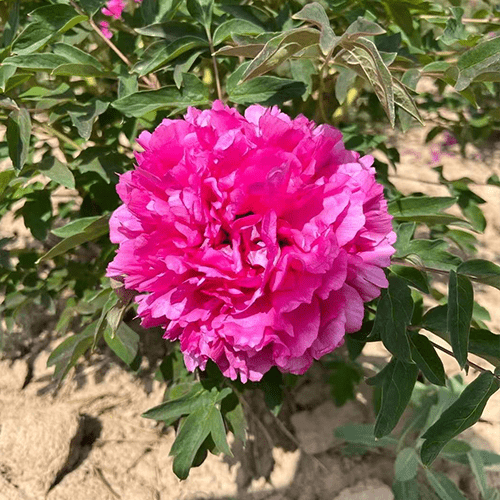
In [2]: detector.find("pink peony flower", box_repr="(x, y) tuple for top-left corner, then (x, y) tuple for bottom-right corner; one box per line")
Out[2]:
(107, 101), (396, 382)
(102, 0), (126, 19)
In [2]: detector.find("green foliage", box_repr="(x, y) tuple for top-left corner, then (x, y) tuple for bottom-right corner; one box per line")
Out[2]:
(1, 0), (500, 483)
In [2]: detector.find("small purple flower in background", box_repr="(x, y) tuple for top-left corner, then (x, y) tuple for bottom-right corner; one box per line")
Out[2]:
(107, 102), (396, 382)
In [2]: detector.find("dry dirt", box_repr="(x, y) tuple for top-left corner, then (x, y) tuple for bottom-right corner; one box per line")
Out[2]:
(1, 121), (500, 500)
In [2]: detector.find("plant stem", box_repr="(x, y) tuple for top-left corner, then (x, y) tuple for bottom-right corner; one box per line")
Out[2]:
(207, 28), (223, 101)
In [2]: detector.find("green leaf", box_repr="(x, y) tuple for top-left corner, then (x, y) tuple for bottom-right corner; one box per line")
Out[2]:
(390, 265), (429, 294)
(338, 37), (395, 126)
(221, 394), (247, 445)
(67, 100), (109, 140)
(52, 216), (103, 238)
(186, 0), (214, 31)
(30, 4), (87, 34)
(386, 2), (413, 36)
(111, 77), (209, 117)
(371, 275), (413, 362)
(208, 405), (232, 456)
(410, 333), (446, 386)
(374, 358), (419, 438)
(3, 54), (70, 70)
(467, 449), (489, 499)
(421, 371), (500, 466)
(103, 322), (140, 366)
(458, 259), (500, 291)
(393, 478), (419, 500)
(77, 0), (106, 16)
(397, 239), (462, 272)
(2, 0), (20, 48)
(134, 37), (208, 77)
(392, 77), (424, 126)
(135, 21), (204, 40)
(241, 28), (320, 82)
(213, 19), (265, 46)
(0, 170), (15, 200)
(47, 321), (96, 383)
(394, 447), (419, 482)
(292, 2), (338, 54)
(334, 423), (398, 447)
(328, 360), (363, 406)
(38, 213), (110, 262)
(259, 368), (284, 416)
(0, 65), (16, 93)
(11, 23), (53, 56)
(52, 64), (110, 78)
(456, 36), (500, 91)
(38, 157), (75, 189)
(7, 107), (31, 171)
(389, 196), (457, 218)
(227, 69), (306, 105)
(425, 470), (467, 500)
(447, 270), (473, 369)
(440, 8), (467, 46)
(468, 328), (500, 368)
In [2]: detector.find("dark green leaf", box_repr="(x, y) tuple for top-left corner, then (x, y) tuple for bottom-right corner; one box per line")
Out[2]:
(111, 77), (209, 117)
(38, 157), (75, 189)
(259, 368), (284, 416)
(371, 275), (413, 362)
(0, 170), (15, 200)
(213, 19), (265, 46)
(458, 259), (500, 291)
(328, 361), (362, 406)
(38, 213), (110, 262)
(334, 423), (398, 447)
(11, 23), (53, 55)
(68, 100), (109, 140)
(208, 406), (232, 456)
(7, 107), (31, 171)
(468, 328), (500, 368)
(52, 64), (110, 78)
(425, 470), (467, 500)
(390, 265), (429, 294)
(77, 0), (106, 16)
(410, 333), (446, 386)
(456, 36), (500, 91)
(374, 358), (419, 438)
(221, 394), (247, 444)
(386, 2), (413, 36)
(440, 8), (467, 46)
(394, 447), (419, 482)
(2, 0), (20, 48)
(389, 196), (457, 217)
(135, 21), (203, 40)
(30, 4), (87, 34)
(447, 270), (473, 369)
(103, 322), (140, 365)
(421, 371), (500, 466)
(397, 239), (462, 272)
(186, 0), (214, 31)
(21, 189), (52, 241)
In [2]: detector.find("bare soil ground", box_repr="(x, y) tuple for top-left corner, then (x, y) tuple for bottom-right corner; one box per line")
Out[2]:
(1, 123), (500, 500)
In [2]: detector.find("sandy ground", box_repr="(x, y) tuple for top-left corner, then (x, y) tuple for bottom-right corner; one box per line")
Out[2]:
(1, 122), (500, 500)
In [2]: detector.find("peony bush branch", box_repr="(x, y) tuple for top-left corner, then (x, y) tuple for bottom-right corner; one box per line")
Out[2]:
(1, 0), (500, 493)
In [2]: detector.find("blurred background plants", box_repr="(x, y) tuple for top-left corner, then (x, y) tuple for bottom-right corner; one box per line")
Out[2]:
(2, 0), (500, 495)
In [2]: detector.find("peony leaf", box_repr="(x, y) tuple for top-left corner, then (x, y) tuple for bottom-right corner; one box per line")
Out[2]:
(393, 478), (419, 500)
(389, 196), (457, 217)
(421, 371), (500, 466)
(38, 157), (75, 189)
(409, 333), (446, 386)
(458, 259), (500, 291)
(467, 449), (489, 499)
(213, 19), (265, 46)
(186, 0), (214, 32)
(1, 0), (20, 47)
(0, 65), (16, 93)
(394, 447), (419, 482)
(3, 54), (70, 70)
(334, 424), (398, 447)
(38, 213), (110, 262)
(135, 21), (204, 40)
(371, 275), (414, 363)
(425, 470), (468, 500)
(103, 322), (140, 366)
(221, 393), (247, 445)
(67, 100), (109, 141)
(240, 28), (320, 82)
(447, 270), (473, 369)
(77, 0), (105, 16)
(292, 2), (338, 54)
(7, 107), (31, 171)
(390, 265), (429, 294)
(374, 357), (419, 438)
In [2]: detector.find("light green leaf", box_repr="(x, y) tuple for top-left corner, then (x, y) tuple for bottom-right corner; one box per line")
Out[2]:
(393, 478), (419, 500)
(0, 65), (16, 92)
(468, 449), (489, 498)
(0, 170), (15, 200)
(208, 406), (232, 456)
(425, 469), (467, 500)
(389, 196), (457, 217)
(447, 270), (473, 369)
(213, 19), (265, 46)
(421, 371), (500, 466)
(395, 447), (419, 482)
(334, 424), (398, 447)
(38, 157), (75, 189)
(52, 216), (103, 238)
(38, 214), (110, 262)
(104, 322), (140, 366)
(68, 100), (109, 140)
(7, 107), (31, 171)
